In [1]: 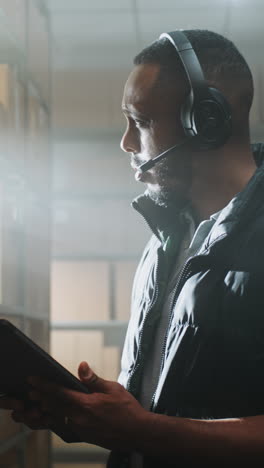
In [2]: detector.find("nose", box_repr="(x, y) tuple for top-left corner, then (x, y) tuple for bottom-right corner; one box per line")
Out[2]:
(120, 124), (140, 154)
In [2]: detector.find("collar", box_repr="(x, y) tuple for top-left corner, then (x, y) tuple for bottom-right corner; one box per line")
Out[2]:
(132, 192), (188, 244)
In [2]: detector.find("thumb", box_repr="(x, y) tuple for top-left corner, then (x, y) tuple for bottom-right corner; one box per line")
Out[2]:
(78, 361), (110, 393)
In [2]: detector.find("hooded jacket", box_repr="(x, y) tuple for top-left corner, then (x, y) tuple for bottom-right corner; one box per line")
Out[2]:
(108, 143), (264, 467)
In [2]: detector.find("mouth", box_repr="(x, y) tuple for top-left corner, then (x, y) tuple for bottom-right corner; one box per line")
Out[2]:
(130, 162), (139, 171)
(130, 161), (145, 182)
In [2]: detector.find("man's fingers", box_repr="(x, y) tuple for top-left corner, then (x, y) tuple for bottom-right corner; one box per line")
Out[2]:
(11, 406), (70, 431)
(12, 408), (41, 422)
(27, 368), (117, 421)
(11, 407), (51, 428)
(27, 384), (84, 419)
(0, 396), (24, 411)
(28, 375), (91, 410)
(28, 378), (75, 410)
(78, 361), (112, 393)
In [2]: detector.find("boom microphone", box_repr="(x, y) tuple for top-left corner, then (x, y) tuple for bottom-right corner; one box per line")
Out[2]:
(139, 138), (193, 173)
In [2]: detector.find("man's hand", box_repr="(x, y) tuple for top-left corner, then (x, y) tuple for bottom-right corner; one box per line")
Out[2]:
(0, 395), (51, 430)
(25, 361), (149, 451)
(0, 394), (84, 443)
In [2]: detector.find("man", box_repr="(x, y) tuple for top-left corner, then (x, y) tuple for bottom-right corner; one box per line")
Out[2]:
(2, 29), (264, 467)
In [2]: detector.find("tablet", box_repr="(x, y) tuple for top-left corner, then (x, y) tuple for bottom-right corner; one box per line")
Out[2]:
(0, 319), (89, 401)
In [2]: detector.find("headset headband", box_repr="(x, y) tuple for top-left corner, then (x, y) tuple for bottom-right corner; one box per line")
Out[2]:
(159, 31), (209, 101)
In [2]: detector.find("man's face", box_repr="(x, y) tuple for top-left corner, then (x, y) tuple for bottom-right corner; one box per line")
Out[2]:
(120, 63), (192, 208)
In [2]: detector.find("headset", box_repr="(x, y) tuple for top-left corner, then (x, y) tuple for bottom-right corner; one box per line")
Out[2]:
(139, 30), (232, 174)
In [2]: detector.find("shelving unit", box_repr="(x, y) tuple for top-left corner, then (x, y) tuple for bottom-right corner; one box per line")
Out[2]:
(0, 1), (51, 467)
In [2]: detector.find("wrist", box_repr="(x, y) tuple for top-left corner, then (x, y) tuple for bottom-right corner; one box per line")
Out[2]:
(129, 409), (159, 454)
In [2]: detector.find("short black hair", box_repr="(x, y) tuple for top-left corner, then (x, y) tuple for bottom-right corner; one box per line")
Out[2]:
(134, 29), (253, 112)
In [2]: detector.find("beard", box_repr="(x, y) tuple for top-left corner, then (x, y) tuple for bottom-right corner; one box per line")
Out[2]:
(147, 186), (184, 208)
(146, 156), (191, 211)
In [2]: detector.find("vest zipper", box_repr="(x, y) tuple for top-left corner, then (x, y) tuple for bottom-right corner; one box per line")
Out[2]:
(149, 256), (195, 411)
(126, 247), (163, 394)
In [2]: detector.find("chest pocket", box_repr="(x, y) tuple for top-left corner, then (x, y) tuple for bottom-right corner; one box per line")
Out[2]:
(164, 267), (225, 357)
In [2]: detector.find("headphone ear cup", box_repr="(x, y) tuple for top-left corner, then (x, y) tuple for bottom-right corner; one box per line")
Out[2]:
(192, 88), (232, 150)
